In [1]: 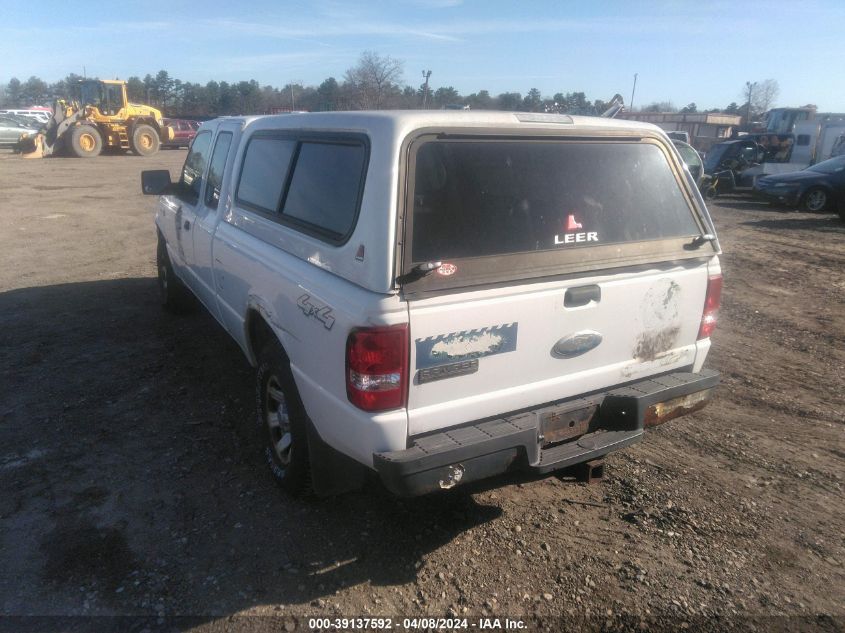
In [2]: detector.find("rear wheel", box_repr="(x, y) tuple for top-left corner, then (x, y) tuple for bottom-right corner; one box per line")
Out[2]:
(801, 187), (829, 212)
(130, 123), (160, 156)
(69, 125), (102, 158)
(256, 339), (312, 496)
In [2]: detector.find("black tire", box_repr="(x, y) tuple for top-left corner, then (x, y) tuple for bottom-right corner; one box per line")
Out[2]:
(837, 197), (845, 223)
(130, 123), (160, 156)
(801, 187), (829, 213)
(255, 339), (312, 496)
(156, 235), (194, 313)
(68, 125), (102, 158)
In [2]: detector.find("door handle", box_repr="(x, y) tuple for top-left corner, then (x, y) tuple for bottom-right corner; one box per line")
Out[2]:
(183, 220), (191, 230)
(564, 285), (601, 307)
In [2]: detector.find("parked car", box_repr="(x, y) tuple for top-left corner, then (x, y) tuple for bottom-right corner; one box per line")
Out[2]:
(142, 112), (721, 497)
(0, 108), (52, 124)
(704, 137), (765, 193)
(754, 154), (845, 212)
(703, 135), (798, 195)
(1, 113), (44, 128)
(666, 130), (690, 144)
(161, 118), (199, 148)
(672, 139), (704, 186)
(0, 116), (40, 149)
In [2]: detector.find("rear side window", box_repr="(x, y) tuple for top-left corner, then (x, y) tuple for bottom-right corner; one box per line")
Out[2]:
(235, 134), (368, 243)
(282, 142), (366, 238)
(410, 140), (699, 263)
(236, 138), (297, 213)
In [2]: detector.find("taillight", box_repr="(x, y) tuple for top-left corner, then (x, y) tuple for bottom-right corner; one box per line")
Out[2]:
(346, 324), (409, 412)
(697, 273), (723, 340)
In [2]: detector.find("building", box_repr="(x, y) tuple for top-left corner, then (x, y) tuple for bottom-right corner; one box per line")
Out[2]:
(617, 111), (742, 151)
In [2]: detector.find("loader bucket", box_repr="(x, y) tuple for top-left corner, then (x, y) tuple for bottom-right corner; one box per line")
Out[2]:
(19, 134), (45, 159)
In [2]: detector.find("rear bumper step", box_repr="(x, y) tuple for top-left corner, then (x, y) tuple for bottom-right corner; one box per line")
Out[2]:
(374, 369), (719, 496)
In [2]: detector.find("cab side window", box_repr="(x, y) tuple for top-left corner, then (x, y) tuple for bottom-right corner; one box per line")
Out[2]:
(178, 131), (212, 204)
(105, 84), (123, 115)
(205, 132), (233, 210)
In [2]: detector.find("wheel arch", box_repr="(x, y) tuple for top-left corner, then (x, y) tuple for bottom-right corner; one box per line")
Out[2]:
(245, 303), (368, 496)
(805, 182), (834, 194)
(245, 306), (289, 368)
(130, 116), (161, 132)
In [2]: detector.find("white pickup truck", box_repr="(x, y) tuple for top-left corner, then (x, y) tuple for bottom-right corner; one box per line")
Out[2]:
(142, 111), (722, 497)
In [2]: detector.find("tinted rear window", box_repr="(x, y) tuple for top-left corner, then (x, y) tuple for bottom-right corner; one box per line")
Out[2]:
(236, 137), (297, 213)
(282, 142), (366, 238)
(235, 134), (368, 244)
(411, 140), (698, 263)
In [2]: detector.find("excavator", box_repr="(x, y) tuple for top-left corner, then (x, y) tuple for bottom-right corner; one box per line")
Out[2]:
(20, 79), (174, 158)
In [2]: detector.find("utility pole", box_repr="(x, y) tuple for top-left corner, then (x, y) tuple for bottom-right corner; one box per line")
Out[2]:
(421, 70), (432, 109)
(290, 83), (296, 111)
(630, 73), (637, 111)
(745, 81), (756, 131)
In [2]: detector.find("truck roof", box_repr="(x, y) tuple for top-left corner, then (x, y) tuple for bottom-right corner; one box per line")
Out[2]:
(204, 110), (667, 138)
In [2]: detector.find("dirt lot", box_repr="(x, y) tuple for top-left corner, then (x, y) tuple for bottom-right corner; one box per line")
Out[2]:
(0, 150), (843, 633)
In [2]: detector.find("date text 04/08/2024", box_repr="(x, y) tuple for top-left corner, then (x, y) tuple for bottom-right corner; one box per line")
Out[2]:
(307, 617), (528, 630)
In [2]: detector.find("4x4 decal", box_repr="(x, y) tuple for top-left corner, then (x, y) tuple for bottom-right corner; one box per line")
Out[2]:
(297, 294), (335, 330)
(415, 323), (518, 369)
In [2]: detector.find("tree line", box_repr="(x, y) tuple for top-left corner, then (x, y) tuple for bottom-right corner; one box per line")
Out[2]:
(0, 52), (779, 120)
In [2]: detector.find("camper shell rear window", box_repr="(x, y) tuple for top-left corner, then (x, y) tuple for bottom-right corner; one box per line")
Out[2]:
(401, 134), (707, 293)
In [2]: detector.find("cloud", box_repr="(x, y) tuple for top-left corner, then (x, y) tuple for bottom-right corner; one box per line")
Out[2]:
(199, 18), (462, 42)
(192, 13), (742, 45)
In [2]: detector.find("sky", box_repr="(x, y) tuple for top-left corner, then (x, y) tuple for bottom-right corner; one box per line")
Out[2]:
(1, 0), (843, 111)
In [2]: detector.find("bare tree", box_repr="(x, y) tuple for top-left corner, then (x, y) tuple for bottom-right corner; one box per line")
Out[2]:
(641, 101), (675, 113)
(344, 51), (404, 110)
(753, 79), (779, 114)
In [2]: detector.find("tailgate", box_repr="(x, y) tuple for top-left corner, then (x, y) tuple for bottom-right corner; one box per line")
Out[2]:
(406, 265), (708, 436)
(400, 132), (718, 437)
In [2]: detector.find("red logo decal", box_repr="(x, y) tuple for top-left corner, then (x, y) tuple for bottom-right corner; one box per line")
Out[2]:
(437, 263), (457, 276)
(565, 214), (583, 231)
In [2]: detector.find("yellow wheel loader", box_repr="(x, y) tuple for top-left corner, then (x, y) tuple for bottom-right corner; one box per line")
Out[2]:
(19, 79), (174, 158)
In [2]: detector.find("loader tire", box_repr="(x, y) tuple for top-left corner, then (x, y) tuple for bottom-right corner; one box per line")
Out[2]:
(130, 124), (160, 156)
(69, 126), (103, 158)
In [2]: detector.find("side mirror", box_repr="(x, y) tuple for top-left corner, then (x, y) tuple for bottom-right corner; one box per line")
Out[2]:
(141, 169), (173, 195)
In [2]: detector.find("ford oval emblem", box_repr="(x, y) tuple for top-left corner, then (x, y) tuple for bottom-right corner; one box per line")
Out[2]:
(551, 330), (603, 359)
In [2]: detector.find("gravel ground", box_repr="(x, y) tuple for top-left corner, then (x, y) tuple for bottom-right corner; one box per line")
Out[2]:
(0, 151), (843, 633)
